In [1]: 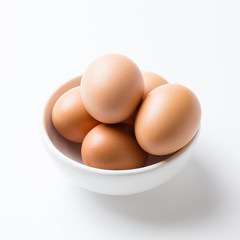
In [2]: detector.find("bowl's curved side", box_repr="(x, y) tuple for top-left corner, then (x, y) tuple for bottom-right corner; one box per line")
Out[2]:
(41, 132), (196, 195)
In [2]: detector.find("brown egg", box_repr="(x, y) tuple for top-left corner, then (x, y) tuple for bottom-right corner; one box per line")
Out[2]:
(135, 84), (201, 155)
(52, 87), (99, 143)
(81, 124), (148, 170)
(124, 109), (137, 126)
(142, 72), (168, 98)
(81, 54), (144, 123)
(124, 72), (168, 126)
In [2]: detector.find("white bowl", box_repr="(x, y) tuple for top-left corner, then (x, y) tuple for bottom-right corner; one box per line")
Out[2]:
(40, 76), (199, 195)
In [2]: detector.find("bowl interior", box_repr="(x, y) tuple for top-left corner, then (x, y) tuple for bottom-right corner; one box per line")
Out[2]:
(43, 76), (182, 169)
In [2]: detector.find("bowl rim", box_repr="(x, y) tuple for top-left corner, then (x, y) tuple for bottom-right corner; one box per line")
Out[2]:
(40, 78), (199, 176)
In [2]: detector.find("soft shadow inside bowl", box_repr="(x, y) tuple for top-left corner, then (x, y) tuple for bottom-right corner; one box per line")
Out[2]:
(145, 153), (173, 166)
(43, 76), (186, 167)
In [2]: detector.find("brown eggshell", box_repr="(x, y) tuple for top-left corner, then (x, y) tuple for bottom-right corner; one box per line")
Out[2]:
(52, 86), (99, 143)
(142, 72), (168, 98)
(81, 124), (148, 170)
(81, 54), (144, 123)
(135, 84), (201, 155)
(123, 106), (139, 126)
(124, 72), (168, 126)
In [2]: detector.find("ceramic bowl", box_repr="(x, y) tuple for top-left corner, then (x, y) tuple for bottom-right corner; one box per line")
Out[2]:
(40, 76), (199, 195)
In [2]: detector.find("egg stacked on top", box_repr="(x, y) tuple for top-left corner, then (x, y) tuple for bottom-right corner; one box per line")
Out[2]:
(52, 54), (201, 170)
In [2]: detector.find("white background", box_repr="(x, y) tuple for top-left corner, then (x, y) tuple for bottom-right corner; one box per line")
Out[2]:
(0, 0), (240, 239)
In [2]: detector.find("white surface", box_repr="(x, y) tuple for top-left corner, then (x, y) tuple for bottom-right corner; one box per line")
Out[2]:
(0, 0), (239, 239)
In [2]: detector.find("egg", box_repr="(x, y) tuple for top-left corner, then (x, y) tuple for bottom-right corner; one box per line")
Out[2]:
(81, 54), (144, 123)
(52, 86), (99, 143)
(124, 108), (138, 126)
(142, 72), (168, 98)
(135, 84), (201, 155)
(124, 72), (168, 126)
(81, 124), (148, 170)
